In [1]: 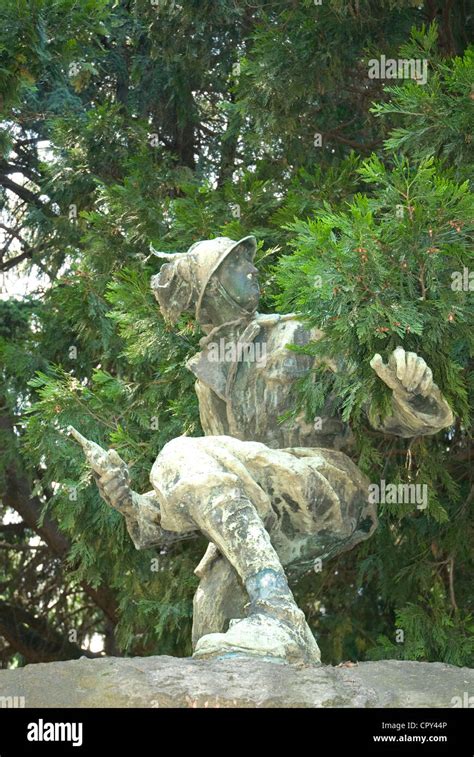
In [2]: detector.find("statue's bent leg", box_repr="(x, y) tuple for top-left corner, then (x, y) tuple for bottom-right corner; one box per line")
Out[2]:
(187, 494), (320, 664)
(191, 548), (247, 646)
(150, 436), (321, 664)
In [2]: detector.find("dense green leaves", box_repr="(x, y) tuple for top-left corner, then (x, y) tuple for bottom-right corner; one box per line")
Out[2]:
(0, 2), (472, 666)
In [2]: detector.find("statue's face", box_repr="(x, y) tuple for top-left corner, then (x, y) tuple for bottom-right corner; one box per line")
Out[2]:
(217, 245), (260, 311)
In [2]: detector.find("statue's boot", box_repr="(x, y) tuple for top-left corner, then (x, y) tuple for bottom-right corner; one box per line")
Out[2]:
(188, 495), (320, 665)
(193, 589), (321, 664)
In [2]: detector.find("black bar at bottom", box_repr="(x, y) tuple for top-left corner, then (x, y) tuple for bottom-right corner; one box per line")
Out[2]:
(0, 707), (471, 755)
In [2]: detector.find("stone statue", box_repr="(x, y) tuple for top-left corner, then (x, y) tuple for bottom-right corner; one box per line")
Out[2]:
(70, 235), (454, 665)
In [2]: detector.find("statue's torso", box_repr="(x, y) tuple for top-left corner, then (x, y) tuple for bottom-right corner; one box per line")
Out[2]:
(186, 315), (353, 451)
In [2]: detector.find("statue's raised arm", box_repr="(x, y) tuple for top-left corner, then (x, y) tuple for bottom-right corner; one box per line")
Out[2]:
(368, 347), (454, 437)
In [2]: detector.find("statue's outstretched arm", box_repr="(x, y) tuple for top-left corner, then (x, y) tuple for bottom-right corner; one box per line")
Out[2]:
(367, 347), (454, 437)
(67, 427), (191, 549)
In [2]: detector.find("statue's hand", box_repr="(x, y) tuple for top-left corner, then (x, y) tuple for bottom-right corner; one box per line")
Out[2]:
(370, 346), (434, 397)
(94, 449), (133, 512)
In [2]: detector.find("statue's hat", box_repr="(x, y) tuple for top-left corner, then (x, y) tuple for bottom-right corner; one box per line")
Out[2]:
(150, 236), (256, 325)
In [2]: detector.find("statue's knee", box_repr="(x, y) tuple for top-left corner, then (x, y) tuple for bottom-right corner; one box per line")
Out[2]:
(204, 505), (226, 529)
(197, 497), (262, 543)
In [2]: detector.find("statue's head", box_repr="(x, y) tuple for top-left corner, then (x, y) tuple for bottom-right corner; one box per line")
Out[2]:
(150, 236), (259, 332)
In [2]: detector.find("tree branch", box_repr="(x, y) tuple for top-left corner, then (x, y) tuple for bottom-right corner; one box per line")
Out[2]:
(0, 601), (101, 663)
(0, 175), (47, 210)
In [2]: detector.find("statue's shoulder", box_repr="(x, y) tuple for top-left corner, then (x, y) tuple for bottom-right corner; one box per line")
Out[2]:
(253, 313), (324, 380)
(255, 313), (323, 349)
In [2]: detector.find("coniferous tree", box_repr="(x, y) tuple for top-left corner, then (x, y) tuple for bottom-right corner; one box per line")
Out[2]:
(0, 1), (472, 665)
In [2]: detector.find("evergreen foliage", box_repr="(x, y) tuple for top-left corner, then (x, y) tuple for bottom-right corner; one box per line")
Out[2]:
(0, 1), (471, 666)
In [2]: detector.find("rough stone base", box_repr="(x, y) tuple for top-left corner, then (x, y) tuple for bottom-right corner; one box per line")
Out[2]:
(1, 657), (472, 708)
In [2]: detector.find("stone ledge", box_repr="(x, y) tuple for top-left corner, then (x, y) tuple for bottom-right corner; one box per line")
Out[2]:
(0, 657), (472, 708)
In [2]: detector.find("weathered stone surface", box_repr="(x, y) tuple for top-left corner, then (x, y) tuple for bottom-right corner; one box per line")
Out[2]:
(0, 657), (472, 708)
